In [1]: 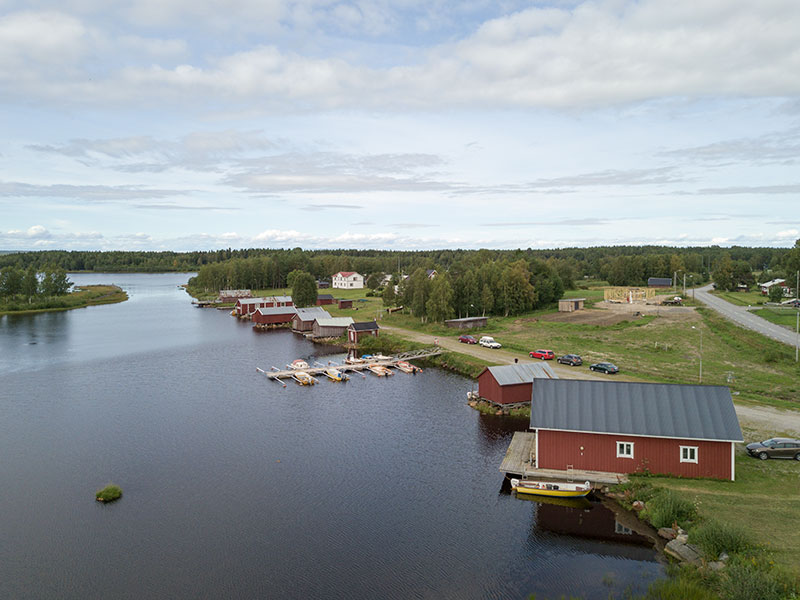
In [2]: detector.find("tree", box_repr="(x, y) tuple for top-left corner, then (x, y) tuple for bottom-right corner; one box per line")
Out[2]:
(712, 254), (735, 291)
(480, 284), (494, 317)
(768, 284), (785, 303)
(0, 267), (24, 297)
(498, 260), (536, 316)
(366, 273), (382, 290)
(291, 271), (317, 307)
(381, 283), (396, 307)
(22, 265), (39, 301)
(40, 267), (72, 296)
(425, 274), (454, 322)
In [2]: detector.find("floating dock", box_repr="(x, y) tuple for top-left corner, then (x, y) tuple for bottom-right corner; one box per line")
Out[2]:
(500, 431), (627, 486)
(257, 347), (443, 383)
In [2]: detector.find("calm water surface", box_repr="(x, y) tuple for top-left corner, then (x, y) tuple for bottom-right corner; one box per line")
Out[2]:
(0, 273), (664, 599)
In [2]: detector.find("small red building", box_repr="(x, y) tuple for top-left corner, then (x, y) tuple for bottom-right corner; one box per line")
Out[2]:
(292, 307), (331, 332)
(530, 379), (743, 481)
(235, 295), (293, 317)
(338, 298), (353, 309)
(348, 321), (379, 342)
(252, 306), (297, 325)
(477, 363), (557, 405)
(316, 294), (335, 305)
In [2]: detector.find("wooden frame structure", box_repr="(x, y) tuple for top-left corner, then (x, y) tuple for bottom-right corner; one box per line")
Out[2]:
(603, 287), (655, 303)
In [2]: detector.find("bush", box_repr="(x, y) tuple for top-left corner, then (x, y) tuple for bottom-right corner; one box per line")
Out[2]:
(645, 573), (717, 600)
(642, 488), (697, 529)
(96, 483), (123, 502)
(691, 520), (753, 559)
(718, 557), (798, 600)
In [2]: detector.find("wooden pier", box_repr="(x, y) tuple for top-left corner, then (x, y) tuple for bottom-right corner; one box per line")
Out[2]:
(257, 347), (443, 383)
(500, 431), (627, 486)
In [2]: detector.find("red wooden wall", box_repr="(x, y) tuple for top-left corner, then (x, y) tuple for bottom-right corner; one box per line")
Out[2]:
(536, 430), (732, 480)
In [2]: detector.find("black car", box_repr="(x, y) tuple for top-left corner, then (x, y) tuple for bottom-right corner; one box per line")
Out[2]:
(746, 438), (800, 460)
(589, 362), (619, 374)
(557, 354), (583, 366)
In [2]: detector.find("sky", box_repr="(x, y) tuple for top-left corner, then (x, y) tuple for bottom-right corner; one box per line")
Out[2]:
(1, 0), (799, 252)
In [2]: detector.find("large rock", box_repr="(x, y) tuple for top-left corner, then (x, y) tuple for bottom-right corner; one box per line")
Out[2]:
(632, 500), (645, 511)
(658, 527), (677, 540)
(664, 539), (704, 566)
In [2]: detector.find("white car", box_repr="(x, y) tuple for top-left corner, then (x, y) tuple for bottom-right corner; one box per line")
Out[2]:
(479, 336), (501, 349)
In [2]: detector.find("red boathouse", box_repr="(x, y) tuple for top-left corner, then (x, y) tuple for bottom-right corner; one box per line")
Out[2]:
(530, 379), (743, 481)
(477, 363), (557, 405)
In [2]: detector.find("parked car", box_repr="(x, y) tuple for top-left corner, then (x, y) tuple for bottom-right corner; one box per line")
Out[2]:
(746, 438), (800, 461)
(458, 334), (477, 344)
(589, 362), (619, 374)
(557, 354), (583, 366)
(479, 336), (501, 349)
(529, 349), (555, 360)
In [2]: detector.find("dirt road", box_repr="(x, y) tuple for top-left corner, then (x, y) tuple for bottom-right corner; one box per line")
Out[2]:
(381, 324), (800, 435)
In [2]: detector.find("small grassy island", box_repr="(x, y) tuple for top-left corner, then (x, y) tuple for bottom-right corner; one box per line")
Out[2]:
(0, 284), (128, 315)
(95, 484), (123, 503)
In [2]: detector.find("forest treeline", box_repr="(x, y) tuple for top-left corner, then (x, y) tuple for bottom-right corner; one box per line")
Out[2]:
(1, 244), (794, 287)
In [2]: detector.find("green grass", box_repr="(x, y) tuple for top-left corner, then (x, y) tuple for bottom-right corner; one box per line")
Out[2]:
(690, 520), (754, 559)
(633, 447), (800, 576)
(753, 306), (800, 329)
(95, 483), (122, 502)
(710, 290), (765, 306)
(0, 285), (128, 315)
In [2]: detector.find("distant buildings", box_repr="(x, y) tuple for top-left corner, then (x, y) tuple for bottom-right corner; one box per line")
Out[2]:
(332, 272), (364, 289)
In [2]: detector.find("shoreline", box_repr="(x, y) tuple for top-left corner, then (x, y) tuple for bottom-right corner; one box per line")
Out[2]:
(0, 285), (129, 316)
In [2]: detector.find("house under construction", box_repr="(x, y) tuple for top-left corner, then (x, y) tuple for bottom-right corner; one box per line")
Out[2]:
(603, 287), (655, 303)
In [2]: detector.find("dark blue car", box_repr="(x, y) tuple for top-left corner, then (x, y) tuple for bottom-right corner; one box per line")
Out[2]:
(590, 362), (619, 374)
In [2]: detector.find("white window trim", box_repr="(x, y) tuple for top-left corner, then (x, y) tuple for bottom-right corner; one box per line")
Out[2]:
(616, 441), (634, 459)
(680, 445), (699, 464)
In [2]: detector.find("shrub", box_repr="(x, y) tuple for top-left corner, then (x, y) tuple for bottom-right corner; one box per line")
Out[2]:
(642, 488), (697, 529)
(717, 557), (798, 600)
(96, 483), (123, 502)
(645, 574), (717, 600)
(691, 520), (753, 559)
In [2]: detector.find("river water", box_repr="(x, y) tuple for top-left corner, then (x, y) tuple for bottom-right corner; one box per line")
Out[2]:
(0, 273), (664, 599)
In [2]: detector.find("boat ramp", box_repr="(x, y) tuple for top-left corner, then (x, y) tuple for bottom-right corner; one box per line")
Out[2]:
(257, 347), (443, 384)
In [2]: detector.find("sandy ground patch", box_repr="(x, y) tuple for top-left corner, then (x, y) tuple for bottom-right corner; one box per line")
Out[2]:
(536, 300), (699, 326)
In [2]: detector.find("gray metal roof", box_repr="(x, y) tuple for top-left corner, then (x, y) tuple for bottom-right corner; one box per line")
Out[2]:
(350, 321), (379, 331)
(256, 306), (297, 316)
(647, 277), (672, 286)
(486, 363), (558, 385)
(530, 379), (743, 442)
(315, 317), (354, 327)
(294, 307), (330, 321)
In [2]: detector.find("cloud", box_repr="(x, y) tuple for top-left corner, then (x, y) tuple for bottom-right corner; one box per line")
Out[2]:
(697, 184), (800, 195)
(0, 181), (186, 201)
(301, 203), (363, 211)
(661, 127), (800, 166)
(5, 1), (800, 110)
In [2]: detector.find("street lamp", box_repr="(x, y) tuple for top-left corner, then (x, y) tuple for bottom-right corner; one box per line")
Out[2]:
(691, 326), (703, 383)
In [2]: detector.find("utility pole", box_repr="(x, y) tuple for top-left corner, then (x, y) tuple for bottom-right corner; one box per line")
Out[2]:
(796, 270), (799, 363)
(683, 273), (686, 297)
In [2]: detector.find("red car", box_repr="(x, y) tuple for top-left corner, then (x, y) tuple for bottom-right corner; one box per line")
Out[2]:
(458, 335), (477, 344)
(529, 349), (555, 360)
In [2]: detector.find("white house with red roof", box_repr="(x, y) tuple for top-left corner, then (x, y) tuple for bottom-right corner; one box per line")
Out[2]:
(332, 271), (364, 289)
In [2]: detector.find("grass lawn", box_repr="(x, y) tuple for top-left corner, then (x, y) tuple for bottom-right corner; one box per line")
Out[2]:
(754, 306), (800, 329)
(711, 290), (765, 306)
(652, 443), (800, 577)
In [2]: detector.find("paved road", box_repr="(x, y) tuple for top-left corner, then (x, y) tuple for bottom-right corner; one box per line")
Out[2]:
(694, 284), (800, 348)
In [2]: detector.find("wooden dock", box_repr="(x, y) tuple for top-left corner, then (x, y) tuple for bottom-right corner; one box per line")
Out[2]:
(500, 431), (627, 486)
(257, 347), (443, 382)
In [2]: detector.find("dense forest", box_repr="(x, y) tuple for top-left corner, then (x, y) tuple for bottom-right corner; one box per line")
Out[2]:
(1, 244), (795, 285)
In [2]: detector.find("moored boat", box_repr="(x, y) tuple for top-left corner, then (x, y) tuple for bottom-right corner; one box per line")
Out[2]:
(368, 364), (393, 376)
(372, 353), (393, 361)
(344, 356), (364, 365)
(325, 367), (349, 382)
(510, 478), (592, 498)
(395, 361), (419, 373)
(289, 359), (309, 369)
(293, 371), (316, 385)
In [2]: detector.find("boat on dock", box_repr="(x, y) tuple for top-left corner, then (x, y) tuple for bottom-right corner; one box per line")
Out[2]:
(510, 478), (592, 498)
(344, 356), (364, 365)
(368, 364), (393, 377)
(324, 367), (349, 382)
(289, 359), (310, 370)
(293, 371), (317, 385)
(372, 353), (393, 361)
(395, 361), (419, 374)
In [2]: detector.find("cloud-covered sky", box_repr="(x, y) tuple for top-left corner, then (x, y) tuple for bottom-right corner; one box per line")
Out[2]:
(1, 0), (799, 251)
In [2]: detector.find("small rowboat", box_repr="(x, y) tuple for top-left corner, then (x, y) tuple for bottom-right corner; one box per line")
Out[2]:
(510, 478), (592, 498)
(395, 361), (419, 374)
(289, 359), (309, 370)
(325, 367), (349, 382)
(372, 353), (393, 361)
(344, 356), (364, 365)
(368, 364), (393, 377)
(293, 371), (317, 385)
